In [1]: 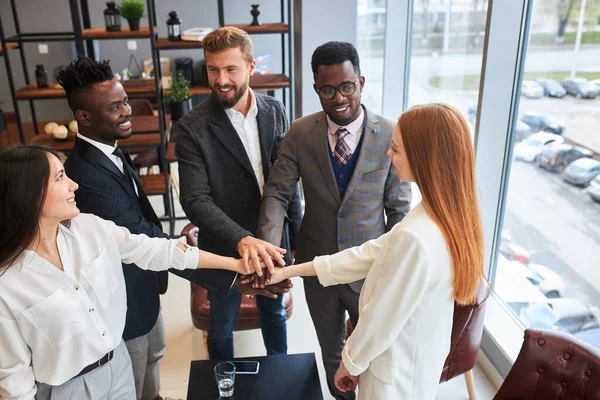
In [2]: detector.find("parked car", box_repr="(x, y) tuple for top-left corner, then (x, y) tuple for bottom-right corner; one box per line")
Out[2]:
(591, 79), (600, 92)
(522, 263), (565, 298)
(562, 77), (599, 99)
(536, 77), (567, 98)
(575, 327), (600, 349)
(563, 158), (600, 187)
(514, 120), (532, 142)
(514, 132), (564, 162)
(499, 231), (530, 264)
(588, 175), (600, 203)
(520, 113), (565, 135)
(538, 143), (593, 172)
(521, 80), (545, 98)
(519, 298), (599, 334)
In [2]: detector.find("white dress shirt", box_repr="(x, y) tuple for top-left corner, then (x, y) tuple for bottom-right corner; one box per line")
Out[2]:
(326, 106), (365, 156)
(76, 133), (138, 196)
(313, 203), (454, 400)
(0, 213), (198, 399)
(224, 89), (265, 194)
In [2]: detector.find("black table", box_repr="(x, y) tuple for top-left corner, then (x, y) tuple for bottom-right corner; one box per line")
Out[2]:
(186, 353), (324, 400)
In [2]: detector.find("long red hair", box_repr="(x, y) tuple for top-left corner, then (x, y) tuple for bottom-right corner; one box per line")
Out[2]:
(398, 103), (483, 304)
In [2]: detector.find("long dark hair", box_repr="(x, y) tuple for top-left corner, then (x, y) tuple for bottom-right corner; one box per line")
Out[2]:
(0, 145), (62, 270)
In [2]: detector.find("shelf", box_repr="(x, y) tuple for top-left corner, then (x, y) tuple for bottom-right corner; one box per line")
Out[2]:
(16, 79), (158, 100)
(82, 27), (155, 40)
(139, 173), (169, 195)
(0, 42), (19, 55)
(226, 23), (289, 34)
(186, 73), (290, 95)
(27, 131), (161, 151)
(7, 32), (75, 43)
(155, 37), (203, 50)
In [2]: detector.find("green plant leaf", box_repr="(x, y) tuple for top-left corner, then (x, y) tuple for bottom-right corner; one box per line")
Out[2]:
(165, 75), (191, 103)
(118, 0), (145, 19)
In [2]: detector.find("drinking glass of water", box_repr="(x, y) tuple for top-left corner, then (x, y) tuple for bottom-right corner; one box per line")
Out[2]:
(214, 361), (236, 397)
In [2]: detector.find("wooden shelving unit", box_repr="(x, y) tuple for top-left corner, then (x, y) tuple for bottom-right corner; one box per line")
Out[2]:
(82, 26), (155, 40)
(0, 42), (18, 55)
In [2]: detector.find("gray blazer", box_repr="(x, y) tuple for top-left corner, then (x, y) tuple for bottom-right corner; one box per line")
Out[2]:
(175, 93), (302, 261)
(257, 106), (412, 292)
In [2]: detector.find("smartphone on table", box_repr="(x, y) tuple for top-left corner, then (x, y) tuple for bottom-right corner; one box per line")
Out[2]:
(232, 361), (260, 375)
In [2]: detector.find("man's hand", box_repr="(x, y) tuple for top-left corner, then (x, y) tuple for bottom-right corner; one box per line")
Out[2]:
(237, 236), (286, 276)
(334, 362), (359, 392)
(232, 274), (293, 299)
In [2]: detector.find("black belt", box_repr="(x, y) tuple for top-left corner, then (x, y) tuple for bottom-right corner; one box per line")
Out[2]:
(75, 350), (114, 378)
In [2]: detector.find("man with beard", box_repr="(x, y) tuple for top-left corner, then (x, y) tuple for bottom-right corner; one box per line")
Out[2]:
(175, 26), (302, 360)
(60, 57), (291, 399)
(256, 41), (412, 399)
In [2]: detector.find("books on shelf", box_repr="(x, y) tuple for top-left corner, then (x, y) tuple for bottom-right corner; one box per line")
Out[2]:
(181, 27), (213, 42)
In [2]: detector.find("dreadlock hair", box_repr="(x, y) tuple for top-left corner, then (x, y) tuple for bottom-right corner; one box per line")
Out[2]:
(311, 41), (361, 80)
(55, 57), (114, 112)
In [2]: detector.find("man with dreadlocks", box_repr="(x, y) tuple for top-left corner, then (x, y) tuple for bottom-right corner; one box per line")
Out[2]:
(58, 57), (291, 400)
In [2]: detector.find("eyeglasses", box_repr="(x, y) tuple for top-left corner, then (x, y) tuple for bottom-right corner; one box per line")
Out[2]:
(315, 79), (359, 100)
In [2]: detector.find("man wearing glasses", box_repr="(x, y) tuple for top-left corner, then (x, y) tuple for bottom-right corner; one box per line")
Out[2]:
(257, 41), (411, 400)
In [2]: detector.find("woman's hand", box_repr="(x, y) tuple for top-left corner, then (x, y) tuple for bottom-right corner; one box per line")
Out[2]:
(334, 362), (359, 392)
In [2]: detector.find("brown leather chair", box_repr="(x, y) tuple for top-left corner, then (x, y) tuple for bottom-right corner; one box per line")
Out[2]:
(346, 278), (491, 400)
(181, 224), (294, 350)
(494, 329), (600, 399)
(440, 278), (491, 400)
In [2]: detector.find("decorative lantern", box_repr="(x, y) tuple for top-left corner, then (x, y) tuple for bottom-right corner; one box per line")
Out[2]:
(104, 1), (121, 32)
(166, 11), (182, 41)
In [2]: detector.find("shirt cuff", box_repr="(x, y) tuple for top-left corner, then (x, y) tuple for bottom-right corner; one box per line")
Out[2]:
(342, 345), (368, 377)
(177, 236), (200, 270)
(313, 255), (338, 287)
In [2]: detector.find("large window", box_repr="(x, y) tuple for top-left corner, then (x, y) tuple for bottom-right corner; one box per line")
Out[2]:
(408, 0), (489, 137)
(357, 0), (387, 114)
(495, 0), (600, 350)
(368, 0), (600, 376)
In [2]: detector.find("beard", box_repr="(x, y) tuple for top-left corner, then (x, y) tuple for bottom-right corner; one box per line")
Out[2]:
(212, 81), (248, 109)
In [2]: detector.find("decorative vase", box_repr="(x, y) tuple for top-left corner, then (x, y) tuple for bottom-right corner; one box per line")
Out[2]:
(170, 98), (193, 122)
(250, 4), (261, 26)
(127, 18), (141, 31)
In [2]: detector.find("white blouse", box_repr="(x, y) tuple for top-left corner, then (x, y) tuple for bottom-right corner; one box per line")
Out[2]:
(313, 203), (455, 399)
(0, 213), (199, 399)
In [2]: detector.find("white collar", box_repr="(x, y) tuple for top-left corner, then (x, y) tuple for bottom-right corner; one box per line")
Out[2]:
(326, 106), (365, 136)
(224, 88), (258, 120)
(77, 133), (118, 158)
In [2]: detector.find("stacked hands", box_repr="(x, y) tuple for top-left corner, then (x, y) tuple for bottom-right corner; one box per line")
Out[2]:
(232, 236), (294, 298)
(233, 236), (360, 393)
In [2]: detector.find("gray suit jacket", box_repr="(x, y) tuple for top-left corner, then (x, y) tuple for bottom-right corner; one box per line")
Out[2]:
(175, 93), (302, 262)
(257, 106), (412, 292)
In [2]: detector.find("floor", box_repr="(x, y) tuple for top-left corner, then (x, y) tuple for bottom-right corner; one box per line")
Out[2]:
(152, 193), (499, 400)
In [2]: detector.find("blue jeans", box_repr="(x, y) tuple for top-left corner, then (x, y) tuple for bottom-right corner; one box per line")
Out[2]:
(206, 289), (287, 360)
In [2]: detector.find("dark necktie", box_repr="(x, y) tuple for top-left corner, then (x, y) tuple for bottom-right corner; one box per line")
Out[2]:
(112, 147), (161, 228)
(112, 148), (136, 191)
(334, 128), (351, 166)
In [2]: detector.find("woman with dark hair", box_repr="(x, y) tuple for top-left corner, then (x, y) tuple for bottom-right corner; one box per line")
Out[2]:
(0, 145), (255, 399)
(265, 103), (484, 399)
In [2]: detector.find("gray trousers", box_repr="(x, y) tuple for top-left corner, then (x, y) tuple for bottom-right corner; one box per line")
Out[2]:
(304, 277), (360, 400)
(36, 340), (135, 400)
(125, 313), (166, 400)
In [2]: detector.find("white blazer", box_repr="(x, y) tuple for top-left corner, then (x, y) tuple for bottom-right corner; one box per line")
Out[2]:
(313, 203), (454, 400)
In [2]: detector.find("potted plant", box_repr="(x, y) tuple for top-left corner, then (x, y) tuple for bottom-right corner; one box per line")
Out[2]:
(166, 74), (192, 122)
(118, 0), (144, 31)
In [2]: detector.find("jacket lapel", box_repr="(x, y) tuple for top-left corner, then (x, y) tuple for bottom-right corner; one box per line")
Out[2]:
(313, 113), (342, 204)
(207, 95), (255, 178)
(73, 138), (138, 201)
(342, 108), (383, 204)
(255, 94), (275, 179)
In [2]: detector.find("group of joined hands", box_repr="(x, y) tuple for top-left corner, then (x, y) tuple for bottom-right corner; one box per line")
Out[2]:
(229, 236), (361, 393)
(231, 236), (294, 298)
